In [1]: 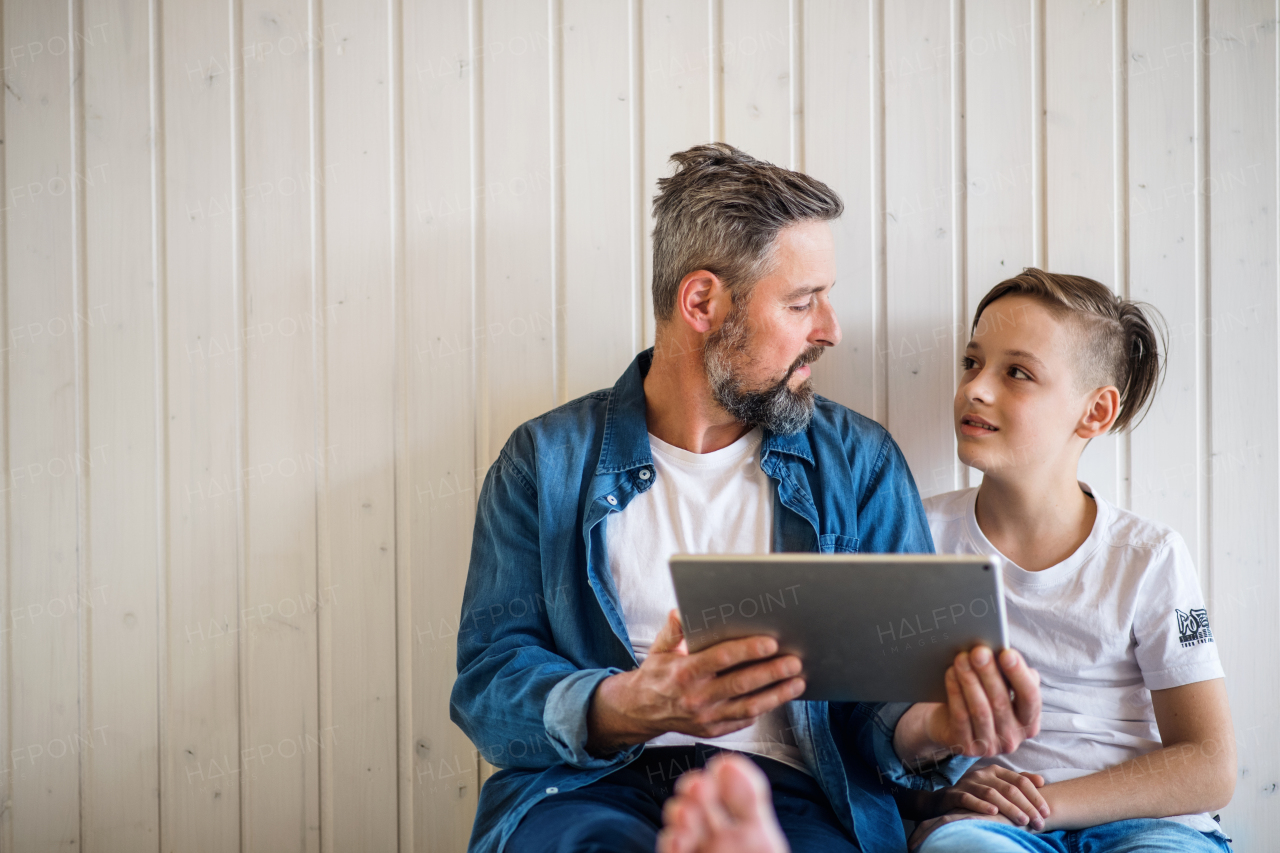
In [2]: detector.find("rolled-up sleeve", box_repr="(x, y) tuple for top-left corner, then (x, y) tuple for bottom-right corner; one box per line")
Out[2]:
(450, 444), (633, 771)
(544, 668), (642, 768)
(860, 702), (976, 790)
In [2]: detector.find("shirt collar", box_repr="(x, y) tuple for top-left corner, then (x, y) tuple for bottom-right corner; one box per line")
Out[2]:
(597, 348), (816, 474)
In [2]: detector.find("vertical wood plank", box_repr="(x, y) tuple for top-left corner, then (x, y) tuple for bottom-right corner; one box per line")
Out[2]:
(240, 2), (323, 850)
(721, 0), (792, 166)
(319, 0), (399, 845)
(962, 0), (1035, 490)
(161, 0), (241, 845)
(803, 0), (877, 417)
(1044, 0), (1121, 503)
(642, 0), (714, 348)
(883, 0), (958, 497)
(3, 0), (81, 847)
(963, 0), (1034, 310)
(390, 0), (413, 846)
(0, 0), (10, 844)
(1126, 0), (1201, 566)
(403, 0), (479, 847)
(480, 0), (557, 462)
(563, 0), (639, 400)
(305, 0), (336, 844)
(1206, 0), (1280, 841)
(81, 0), (161, 846)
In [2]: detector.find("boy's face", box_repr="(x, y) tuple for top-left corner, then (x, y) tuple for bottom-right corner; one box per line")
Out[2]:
(954, 295), (1093, 476)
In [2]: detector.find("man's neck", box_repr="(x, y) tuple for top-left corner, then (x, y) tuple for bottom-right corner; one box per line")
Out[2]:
(644, 333), (750, 454)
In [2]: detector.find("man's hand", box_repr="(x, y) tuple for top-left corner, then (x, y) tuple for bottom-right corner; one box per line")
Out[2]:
(934, 765), (1048, 830)
(893, 646), (1042, 766)
(587, 610), (805, 755)
(907, 810), (1016, 851)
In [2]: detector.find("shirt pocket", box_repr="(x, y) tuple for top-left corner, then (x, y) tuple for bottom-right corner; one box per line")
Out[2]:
(818, 533), (860, 553)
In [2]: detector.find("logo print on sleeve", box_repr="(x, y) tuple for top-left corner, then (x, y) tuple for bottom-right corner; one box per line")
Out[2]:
(1176, 608), (1213, 648)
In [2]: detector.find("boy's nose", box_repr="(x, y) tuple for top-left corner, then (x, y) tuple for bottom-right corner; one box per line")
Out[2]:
(963, 371), (995, 403)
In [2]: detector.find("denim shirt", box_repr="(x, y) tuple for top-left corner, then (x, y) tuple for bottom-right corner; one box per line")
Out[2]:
(450, 349), (973, 853)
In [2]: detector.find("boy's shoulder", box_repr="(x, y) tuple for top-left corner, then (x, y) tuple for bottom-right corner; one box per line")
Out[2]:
(1093, 493), (1185, 557)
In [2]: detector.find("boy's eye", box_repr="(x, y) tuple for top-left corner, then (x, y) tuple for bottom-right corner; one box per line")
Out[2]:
(1009, 366), (1031, 380)
(960, 356), (977, 370)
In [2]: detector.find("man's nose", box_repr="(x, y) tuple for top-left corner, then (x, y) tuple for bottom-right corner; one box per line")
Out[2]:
(815, 300), (841, 347)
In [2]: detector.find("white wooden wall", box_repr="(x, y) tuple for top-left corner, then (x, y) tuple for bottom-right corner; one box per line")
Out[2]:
(1, 0), (1276, 850)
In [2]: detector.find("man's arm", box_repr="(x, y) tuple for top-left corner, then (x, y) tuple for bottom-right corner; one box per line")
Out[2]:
(450, 445), (623, 770)
(1033, 678), (1235, 830)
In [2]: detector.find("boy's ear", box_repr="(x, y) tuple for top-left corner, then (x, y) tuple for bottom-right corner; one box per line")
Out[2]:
(1077, 386), (1120, 439)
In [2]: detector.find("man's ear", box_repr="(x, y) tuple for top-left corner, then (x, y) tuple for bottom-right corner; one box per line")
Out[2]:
(1077, 386), (1120, 440)
(675, 270), (730, 334)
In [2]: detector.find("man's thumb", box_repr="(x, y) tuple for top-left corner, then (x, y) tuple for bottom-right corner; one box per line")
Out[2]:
(650, 609), (687, 655)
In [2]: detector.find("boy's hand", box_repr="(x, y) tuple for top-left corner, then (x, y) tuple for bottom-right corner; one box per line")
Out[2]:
(935, 765), (1048, 830)
(927, 646), (1041, 757)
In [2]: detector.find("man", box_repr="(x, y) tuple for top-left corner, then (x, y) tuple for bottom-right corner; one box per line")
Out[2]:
(450, 143), (1042, 853)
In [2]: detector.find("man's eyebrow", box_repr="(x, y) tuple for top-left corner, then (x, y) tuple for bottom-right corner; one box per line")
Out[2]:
(781, 281), (835, 301)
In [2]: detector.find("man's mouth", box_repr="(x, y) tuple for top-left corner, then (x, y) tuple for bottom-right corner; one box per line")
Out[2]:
(787, 348), (824, 381)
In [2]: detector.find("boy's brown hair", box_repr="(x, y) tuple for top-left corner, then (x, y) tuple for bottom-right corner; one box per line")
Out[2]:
(972, 268), (1167, 433)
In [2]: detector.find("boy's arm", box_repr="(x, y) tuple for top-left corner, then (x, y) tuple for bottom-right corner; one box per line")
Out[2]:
(1035, 678), (1235, 831)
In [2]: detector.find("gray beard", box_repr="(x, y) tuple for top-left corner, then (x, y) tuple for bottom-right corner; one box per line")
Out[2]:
(702, 305), (822, 436)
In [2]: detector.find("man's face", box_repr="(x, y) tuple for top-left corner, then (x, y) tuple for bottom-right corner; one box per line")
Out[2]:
(703, 220), (841, 434)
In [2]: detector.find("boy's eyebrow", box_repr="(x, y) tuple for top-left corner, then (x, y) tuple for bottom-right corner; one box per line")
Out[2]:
(1004, 349), (1046, 368)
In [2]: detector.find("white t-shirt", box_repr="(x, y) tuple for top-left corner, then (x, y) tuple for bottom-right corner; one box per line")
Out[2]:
(604, 427), (809, 774)
(923, 485), (1226, 833)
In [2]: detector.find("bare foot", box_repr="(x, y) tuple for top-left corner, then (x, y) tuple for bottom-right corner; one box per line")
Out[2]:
(656, 753), (790, 853)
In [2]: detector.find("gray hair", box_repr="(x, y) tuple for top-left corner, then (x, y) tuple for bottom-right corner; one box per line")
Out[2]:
(651, 143), (844, 322)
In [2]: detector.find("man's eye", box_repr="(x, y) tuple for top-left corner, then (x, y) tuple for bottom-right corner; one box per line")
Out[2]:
(790, 302), (811, 312)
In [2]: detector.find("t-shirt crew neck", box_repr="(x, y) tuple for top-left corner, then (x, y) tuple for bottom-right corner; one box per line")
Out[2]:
(924, 483), (1226, 834)
(647, 426), (763, 468)
(964, 482), (1107, 587)
(605, 425), (810, 775)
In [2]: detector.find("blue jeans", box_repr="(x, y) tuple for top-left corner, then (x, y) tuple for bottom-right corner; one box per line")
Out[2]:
(506, 744), (860, 852)
(919, 817), (1232, 853)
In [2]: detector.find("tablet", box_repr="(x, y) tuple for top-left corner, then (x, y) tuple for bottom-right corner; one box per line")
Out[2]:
(668, 553), (1007, 703)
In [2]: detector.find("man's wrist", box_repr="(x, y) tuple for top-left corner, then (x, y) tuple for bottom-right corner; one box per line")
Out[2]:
(586, 670), (648, 757)
(894, 703), (958, 768)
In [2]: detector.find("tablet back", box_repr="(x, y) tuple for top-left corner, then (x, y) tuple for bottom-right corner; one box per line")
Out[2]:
(669, 553), (1007, 702)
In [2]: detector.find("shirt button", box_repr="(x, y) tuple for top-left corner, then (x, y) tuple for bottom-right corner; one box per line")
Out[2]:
(606, 495), (618, 505)
(546, 786), (559, 794)
(638, 469), (651, 480)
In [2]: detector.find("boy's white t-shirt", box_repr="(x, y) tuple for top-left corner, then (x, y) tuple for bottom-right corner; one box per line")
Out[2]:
(923, 485), (1226, 834)
(604, 427), (809, 775)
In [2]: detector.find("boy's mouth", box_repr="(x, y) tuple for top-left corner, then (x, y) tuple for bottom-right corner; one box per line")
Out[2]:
(960, 415), (998, 432)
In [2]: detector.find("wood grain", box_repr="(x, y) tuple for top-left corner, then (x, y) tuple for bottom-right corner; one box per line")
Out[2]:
(1, 2), (1276, 850)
